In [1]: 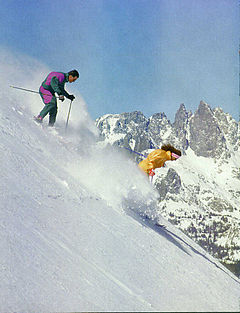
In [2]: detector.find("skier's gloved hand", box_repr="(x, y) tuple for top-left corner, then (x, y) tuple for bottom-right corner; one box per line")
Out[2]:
(68, 94), (75, 101)
(149, 169), (155, 177)
(59, 95), (65, 102)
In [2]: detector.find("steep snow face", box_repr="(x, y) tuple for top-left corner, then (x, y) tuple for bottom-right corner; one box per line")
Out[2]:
(1, 51), (240, 312)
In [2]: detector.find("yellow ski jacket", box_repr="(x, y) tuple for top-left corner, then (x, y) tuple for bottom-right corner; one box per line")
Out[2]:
(138, 149), (172, 175)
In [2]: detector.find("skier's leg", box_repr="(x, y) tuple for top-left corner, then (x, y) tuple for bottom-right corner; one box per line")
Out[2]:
(48, 100), (58, 126)
(38, 87), (55, 119)
(148, 169), (155, 184)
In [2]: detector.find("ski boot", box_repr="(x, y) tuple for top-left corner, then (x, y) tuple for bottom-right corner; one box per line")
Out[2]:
(34, 115), (43, 124)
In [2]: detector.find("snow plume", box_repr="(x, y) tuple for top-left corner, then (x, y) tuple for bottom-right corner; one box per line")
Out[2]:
(66, 142), (158, 210)
(0, 47), (49, 114)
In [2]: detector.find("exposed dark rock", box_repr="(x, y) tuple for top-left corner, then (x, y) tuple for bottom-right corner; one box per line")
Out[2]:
(189, 101), (227, 158)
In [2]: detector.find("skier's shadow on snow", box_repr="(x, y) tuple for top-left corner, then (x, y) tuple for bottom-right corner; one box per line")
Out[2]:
(127, 209), (191, 256)
(127, 209), (240, 284)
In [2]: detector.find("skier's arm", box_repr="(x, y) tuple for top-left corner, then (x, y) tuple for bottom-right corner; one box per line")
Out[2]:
(51, 76), (70, 98)
(146, 154), (155, 171)
(148, 162), (154, 171)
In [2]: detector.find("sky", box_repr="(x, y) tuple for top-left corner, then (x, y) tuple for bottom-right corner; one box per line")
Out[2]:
(0, 0), (239, 121)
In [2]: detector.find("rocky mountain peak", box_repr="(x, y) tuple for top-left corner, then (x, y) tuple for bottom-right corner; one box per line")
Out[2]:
(96, 101), (235, 159)
(213, 108), (239, 148)
(174, 103), (188, 125)
(189, 101), (227, 158)
(151, 112), (168, 120)
(172, 104), (191, 151)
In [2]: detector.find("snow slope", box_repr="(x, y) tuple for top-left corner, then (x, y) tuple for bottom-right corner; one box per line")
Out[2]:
(0, 51), (240, 312)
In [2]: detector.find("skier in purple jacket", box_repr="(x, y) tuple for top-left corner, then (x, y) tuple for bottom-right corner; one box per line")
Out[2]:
(35, 69), (79, 126)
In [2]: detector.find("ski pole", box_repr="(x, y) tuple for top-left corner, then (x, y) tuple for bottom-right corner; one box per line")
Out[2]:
(10, 85), (60, 98)
(10, 85), (41, 94)
(123, 147), (146, 157)
(65, 100), (73, 131)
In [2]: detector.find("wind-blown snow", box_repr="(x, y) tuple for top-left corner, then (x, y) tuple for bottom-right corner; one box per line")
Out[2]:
(0, 48), (240, 312)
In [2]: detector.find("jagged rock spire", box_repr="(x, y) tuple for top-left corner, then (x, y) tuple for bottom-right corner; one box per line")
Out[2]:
(189, 101), (227, 158)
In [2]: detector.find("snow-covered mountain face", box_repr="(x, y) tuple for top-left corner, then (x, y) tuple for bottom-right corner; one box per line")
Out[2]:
(96, 102), (240, 275)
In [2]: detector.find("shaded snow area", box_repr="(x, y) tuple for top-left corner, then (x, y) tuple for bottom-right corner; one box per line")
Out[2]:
(0, 49), (240, 312)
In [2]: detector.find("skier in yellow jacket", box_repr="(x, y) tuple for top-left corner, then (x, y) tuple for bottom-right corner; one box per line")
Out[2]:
(138, 144), (181, 180)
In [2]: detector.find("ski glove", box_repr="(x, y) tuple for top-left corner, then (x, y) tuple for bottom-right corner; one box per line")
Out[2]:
(59, 95), (65, 102)
(149, 169), (155, 177)
(68, 94), (75, 101)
